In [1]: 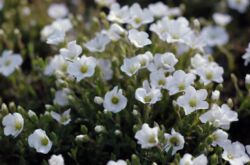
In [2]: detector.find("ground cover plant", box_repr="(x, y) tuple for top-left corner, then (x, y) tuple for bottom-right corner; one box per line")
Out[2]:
(1, 0), (250, 164)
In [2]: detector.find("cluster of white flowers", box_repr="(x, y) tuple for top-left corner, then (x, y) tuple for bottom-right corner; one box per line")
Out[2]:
(2, 0), (250, 164)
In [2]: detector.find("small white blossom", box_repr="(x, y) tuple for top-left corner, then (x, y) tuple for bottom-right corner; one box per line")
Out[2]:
(199, 104), (238, 130)
(105, 23), (126, 41)
(51, 109), (71, 125)
(227, 0), (249, 13)
(177, 86), (208, 115)
(94, 96), (104, 105)
(103, 86), (127, 113)
(97, 59), (113, 80)
(150, 17), (192, 44)
(222, 141), (250, 165)
(48, 3), (68, 19)
(136, 51), (153, 69)
(180, 154), (208, 165)
(48, 154), (65, 165)
(44, 55), (68, 76)
(245, 74), (250, 84)
(67, 56), (97, 82)
(211, 129), (229, 147)
(164, 129), (185, 155)
(28, 129), (52, 154)
(120, 57), (141, 77)
(107, 3), (129, 23)
(128, 29), (151, 48)
(150, 69), (168, 89)
(213, 13), (232, 26)
(84, 33), (111, 52)
(53, 88), (71, 106)
(242, 43), (250, 66)
(107, 159), (127, 165)
(95, 125), (105, 133)
(201, 26), (229, 47)
(147, 52), (178, 72)
(134, 123), (159, 149)
(135, 80), (162, 104)
(2, 113), (24, 137)
(166, 70), (196, 95)
(127, 3), (153, 28)
(60, 40), (82, 60)
(0, 50), (22, 76)
(196, 62), (224, 85)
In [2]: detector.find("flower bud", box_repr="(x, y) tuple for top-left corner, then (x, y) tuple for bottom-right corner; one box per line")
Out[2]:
(75, 134), (89, 142)
(114, 129), (121, 135)
(94, 125), (105, 133)
(132, 110), (139, 116)
(227, 98), (234, 108)
(212, 90), (220, 100)
(245, 74), (250, 89)
(94, 96), (103, 105)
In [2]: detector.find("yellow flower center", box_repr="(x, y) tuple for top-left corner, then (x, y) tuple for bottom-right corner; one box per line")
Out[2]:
(148, 135), (156, 144)
(189, 98), (197, 107)
(158, 79), (165, 86)
(206, 72), (213, 80)
(144, 96), (152, 102)
(134, 17), (142, 24)
(80, 65), (88, 74)
(169, 137), (179, 146)
(40, 136), (49, 146)
(4, 60), (11, 66)
(15, 122), (22, 130)
(111, 96), (120, 104)
(178, 83), (185, 91)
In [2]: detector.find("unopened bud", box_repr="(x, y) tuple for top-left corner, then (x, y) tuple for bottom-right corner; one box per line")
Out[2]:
(94, 125), (105, 133)
(212, 90), (220, 100)
(94, 96), (103, 105)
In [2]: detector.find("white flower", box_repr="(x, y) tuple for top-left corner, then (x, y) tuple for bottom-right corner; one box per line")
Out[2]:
(2, 113), (24, 137)
(48, 3), (68, 19)
(211, 129), (229, 147)
(53, 88), (71, 106)
(180, 154), (208, 165)
(51, 109), (71, 125)
(134, 123), (159, 149)
(28, 110), (37, 118)
(222, 141), (250, 165)
(107, 159), (127, 165)
(199, 104), (238, 130)
(43, 19), (72, 45)
(84, 33), (111, 52)
(95, 0), (116, 7)
(200, 26), (229, 47)
(196, 62), (224, 85)
(136, 51), (153, 68)
(242, 43), (250, 66)
(107, 3), (129, 23)
(127, 3), (153, 28)
(28, 129), (52, 154)
(213, 13), (232, 26)
(60, 40), (82, 60)
(190, 54), (209, 70)
(150, 17), (192, 44)
(147, 52), (178, 72)
(120, 57), (141, 77)
(105, 23), (126, 41)
(177, 86), (208, 115)
(44, 55), (68, 76)
(67, 56), (97, 82)
(227, 0), (249, 13)
(148, 2), (168, 18)
(166, 70), (196, 95)
(135, 80), (162, 104)
(97, 59), (113, 80)
(48, 154), (65, 165)
(103, 86), (127, 113)
(0, 50), (22, 76)
(245, 74), (250, 84)
(128, 29), (151, 48)
(150, 69), (168, 89)
(164, 129), (185, 155)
